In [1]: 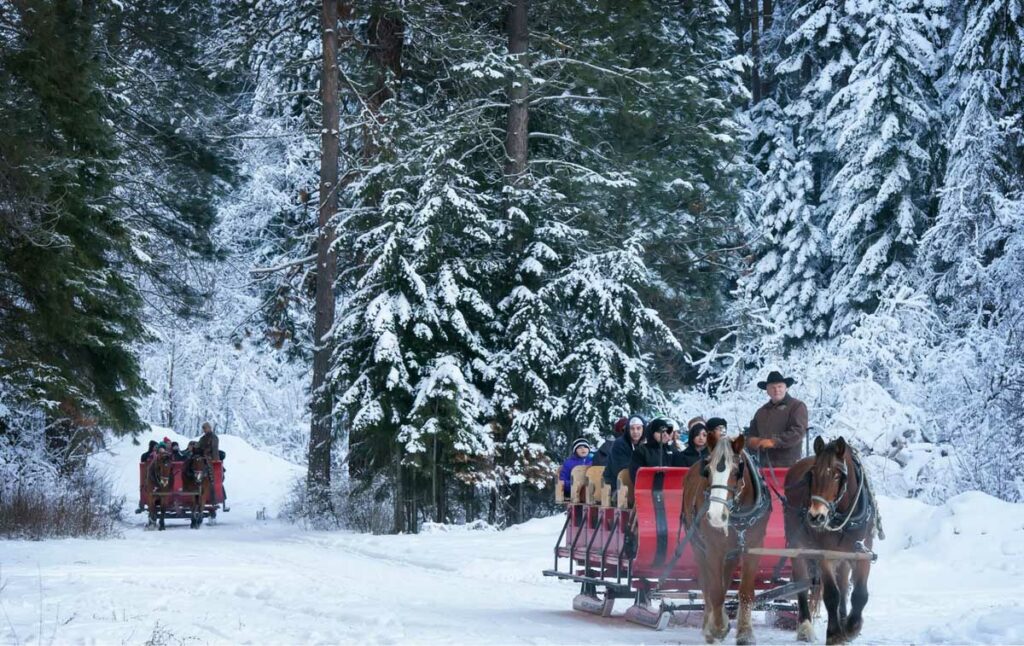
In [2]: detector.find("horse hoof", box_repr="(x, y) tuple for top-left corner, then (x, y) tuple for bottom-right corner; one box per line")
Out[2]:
(736, 631), (756, 645)
(825, 634), (846, 645)
(796, 620), (816, 642)
(845, 617), (863, 640)
(718, 622), (731, 640)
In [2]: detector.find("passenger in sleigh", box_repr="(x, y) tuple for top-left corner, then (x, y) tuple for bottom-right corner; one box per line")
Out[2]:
(592, 416), (627, 468)
(679, 417), (709, 467)
(602, 415), (645, 495)
(140, 440), (158, 463)
(169, 441), (185, 460)
(628, 417), (685, 482)
(558, 438), (593, 496)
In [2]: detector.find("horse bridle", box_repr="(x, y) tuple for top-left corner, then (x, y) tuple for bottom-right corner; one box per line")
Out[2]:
(186, 458), (206, 485)
(152, 459), (172, 489)
(703, 454), (747, 512)
(809, 462), (849, 518)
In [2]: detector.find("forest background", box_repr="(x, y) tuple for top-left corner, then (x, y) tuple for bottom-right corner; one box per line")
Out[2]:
(1, 0), (1022, 534)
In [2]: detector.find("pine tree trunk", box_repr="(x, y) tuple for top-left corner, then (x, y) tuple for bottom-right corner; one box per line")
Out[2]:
(393, 451), (405, 533)
(731, 0), (745, 56)
(503, 0), (529, 183)
(432, 433), (440, 523)
(166, 342), (175, 428)
(364, 10), (403, 161)
(761, 0), (773, 100)
(306, 0), (341, 514)
(749, 0), (761, 104)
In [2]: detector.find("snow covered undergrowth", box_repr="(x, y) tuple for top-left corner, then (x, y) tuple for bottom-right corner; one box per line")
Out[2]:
(3, 438), (1024, 644)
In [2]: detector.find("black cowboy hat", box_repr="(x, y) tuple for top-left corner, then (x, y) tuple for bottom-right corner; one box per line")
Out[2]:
(757, 370), (796, 389)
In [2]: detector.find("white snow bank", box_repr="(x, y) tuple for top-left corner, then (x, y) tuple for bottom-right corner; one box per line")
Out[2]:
(91, 424), (303, 517)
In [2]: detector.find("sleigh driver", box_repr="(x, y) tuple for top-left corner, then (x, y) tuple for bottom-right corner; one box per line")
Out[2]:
(745, 370), (809, 468)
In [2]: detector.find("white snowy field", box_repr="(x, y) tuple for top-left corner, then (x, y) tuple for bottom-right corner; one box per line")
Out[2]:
(2, 432), (1024, 645)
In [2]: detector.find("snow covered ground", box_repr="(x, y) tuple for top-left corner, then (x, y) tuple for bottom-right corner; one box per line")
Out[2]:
(2, 432), (1024, 645)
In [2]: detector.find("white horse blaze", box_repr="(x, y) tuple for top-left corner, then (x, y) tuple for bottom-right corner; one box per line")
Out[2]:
(706, 456), (732, 531)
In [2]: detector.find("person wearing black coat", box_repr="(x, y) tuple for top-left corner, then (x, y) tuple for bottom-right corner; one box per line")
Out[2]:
(679, 419), (709, 467)
(592, 416), (628, 467)
(602, 415), (646, 491)
(139, 440), (158, 463)
(629, 417), (685, 483)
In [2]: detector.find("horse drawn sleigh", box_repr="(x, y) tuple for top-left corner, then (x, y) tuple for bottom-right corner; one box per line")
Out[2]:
(137, 452), (226, 530)
(543, 434), (880, 644)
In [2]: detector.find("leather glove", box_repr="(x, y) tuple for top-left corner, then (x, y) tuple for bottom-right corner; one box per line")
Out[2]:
(747, 437), (775, 450)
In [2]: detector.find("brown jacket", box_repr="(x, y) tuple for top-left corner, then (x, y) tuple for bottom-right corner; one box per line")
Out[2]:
(197, 431), (219, 461)
(748, 394), (808, 467)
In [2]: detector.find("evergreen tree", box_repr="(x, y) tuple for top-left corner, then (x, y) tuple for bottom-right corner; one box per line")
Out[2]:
(741, 103), (828, 340)
(1, 0), (149, 436)
(821, 0), (944, 335)
(0, 0), (232, 454)
(925, 0), (1024, 321)
(743, 0), (864, 342)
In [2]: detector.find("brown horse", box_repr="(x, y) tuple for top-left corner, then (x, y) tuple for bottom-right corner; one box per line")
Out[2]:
(784, 436), (878, 644)
(146, 453), (174, 531)
(182, 454), (210, 529)
(682, 433), (772, 645)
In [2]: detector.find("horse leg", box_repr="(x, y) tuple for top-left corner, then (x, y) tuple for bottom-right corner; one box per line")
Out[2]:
(702, 562), (730, 643)
(837, 560), (851, 626)
(736, 554), (760, 645)
(716, 555), (738, 642)
(698, 558), (721, 644)
(845, 559), (871, 640)
(198, 486), (205, 527)
(821, 561), (845, 645)
(704, 589), (727, 644)
(158, 495), (166, 531)
(790, 555), (815, 642)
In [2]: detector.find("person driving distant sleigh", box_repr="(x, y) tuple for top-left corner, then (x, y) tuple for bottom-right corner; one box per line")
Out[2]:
(745, 370), (808, 467)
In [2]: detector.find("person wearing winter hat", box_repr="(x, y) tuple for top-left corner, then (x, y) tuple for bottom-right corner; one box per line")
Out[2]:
(705, 417), (728, 442)
(680, 417), (709, 467)
(603, 415), (646, 494)
(592, 416), (628, 467)
(629, 417), (684, 483)
(559, 438), (594, 496)
(746, 370), (808, 467)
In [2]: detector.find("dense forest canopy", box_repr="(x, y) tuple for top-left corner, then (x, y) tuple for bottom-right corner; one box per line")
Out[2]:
(2, 0), (1022, 529)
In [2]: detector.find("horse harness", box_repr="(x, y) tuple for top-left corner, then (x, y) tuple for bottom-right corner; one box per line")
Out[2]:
(149, 459), (172, 490)
(657, 451), (770, 586)
(806, 452), (874, 534)
(694, 450), (772, 557)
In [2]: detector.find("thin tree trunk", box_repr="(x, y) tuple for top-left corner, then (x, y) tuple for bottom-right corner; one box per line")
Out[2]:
(731, 0), (745, 56)
(762, 0), (773, 100)
(503, 0), (529, 183)
(306, 0), (341, 514)
(749, 0), (761, 104)
(432, 433), (440, 523)
(365, 10), (403, 161)
(166, 342), (175, 428)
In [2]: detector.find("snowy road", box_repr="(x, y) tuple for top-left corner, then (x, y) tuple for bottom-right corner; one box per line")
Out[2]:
(3, 433), (1024, 644)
